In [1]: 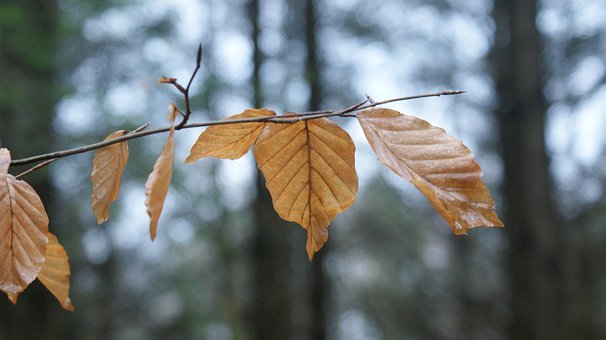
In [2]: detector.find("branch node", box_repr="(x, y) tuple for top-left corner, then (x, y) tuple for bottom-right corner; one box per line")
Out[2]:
(15, 159), (56, 179)
(365, 94), (376, 104)
(132, 122), (151, 134)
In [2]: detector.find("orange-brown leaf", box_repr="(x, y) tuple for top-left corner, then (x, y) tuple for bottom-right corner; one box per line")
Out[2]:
(253, 118), (358, 260)
(357, 108), (503, 234)
(145, 105), (178, 240)
(158, 77), (177, 84)
(185, 108), (276, 162)
(91, 130), (129, 224)
(37, 232), (74, 311)
(0, 149), (49, 296)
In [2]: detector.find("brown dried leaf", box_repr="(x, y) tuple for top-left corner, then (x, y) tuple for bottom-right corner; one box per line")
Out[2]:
(158, 77), (177, 84)
(37, 232), (74, 311)
(145, 105), (178, 240)
(357, 108), (503, 234)
(0, 149), (49, 297)
(185, 108), (276, 162)
(253, 118), (358, 260)
(91, 130), (129, 224)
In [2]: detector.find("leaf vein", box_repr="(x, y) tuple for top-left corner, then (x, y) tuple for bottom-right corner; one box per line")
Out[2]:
(258, 128), (306, 168)
(265, 142), (307, 185)
(274, 161), (309, 205)
(311, 150), (355, 198)
(308, 130), (355, 172)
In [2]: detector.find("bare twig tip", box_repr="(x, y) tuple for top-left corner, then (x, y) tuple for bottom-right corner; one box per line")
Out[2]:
(132, 122), (151, 133)
(365, 93), (376, 104)
(444, 90), (466, 95)
(196, 44), (202, 65)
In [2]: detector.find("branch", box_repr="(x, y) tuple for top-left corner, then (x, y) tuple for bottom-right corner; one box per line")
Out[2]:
(159, 44), (202, 130)
(15, 159), (57, 179)
(9, 90), (464, 167)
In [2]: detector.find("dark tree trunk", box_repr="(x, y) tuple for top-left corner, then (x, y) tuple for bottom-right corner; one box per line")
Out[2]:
(0, 0), (66, 339)
(492, 0), (566, 339)
(248, 0), (294, 338)
(305, 0), (328, 339)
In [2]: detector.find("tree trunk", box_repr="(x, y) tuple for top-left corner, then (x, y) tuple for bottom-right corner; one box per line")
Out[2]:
(305, 0), (328, 339)
(248, 0), (293, 338)
(0, 0), (66, 339)
(492, 0), (565, 338)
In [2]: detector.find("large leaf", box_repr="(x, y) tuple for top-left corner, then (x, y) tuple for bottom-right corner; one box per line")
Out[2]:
(185, 108), (276, 162)
(37, 232), (74, 311)
(0, 149), (49, 298)
(91, 130), (129, 224)
(357, 108), (503, 234)
(145, 105), (177, 240)
(253, 118), (358, 260)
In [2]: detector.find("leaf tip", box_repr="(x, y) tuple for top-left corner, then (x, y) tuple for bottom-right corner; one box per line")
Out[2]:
(183, 154), (197, 164)
(306, 235), (323, 262)
(149, 227), (157, 241)
(494, 217), (505, 228)
(95, 214), (107, 225)
(63, 298), (75, 312)
(454, 228), (468, 236)
(307, 249), (315, 262)
(6, 292), (19, 304)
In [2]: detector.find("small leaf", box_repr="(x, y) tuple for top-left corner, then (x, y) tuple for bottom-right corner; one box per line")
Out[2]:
(91, 130), (129, 224)
(253, 118), (358, 260)
(158, 77), (177, 84)
(145, 105), (178, 240)
(185, 108), (276, 162)
(0, 149), (49, 297)
(357, 108), (503, 234)
(37, 232), (74, 311)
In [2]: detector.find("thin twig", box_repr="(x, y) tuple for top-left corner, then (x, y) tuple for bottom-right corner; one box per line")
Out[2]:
(9, 90), (464, 167)
(176, 44), (202, 130)
(370, 90), (465, 107)
(159, 44), (203, 130)
(365, 94), (376, 104)
(186, 44), (202, 92)
(15, 159), (57, 179)
(132, 122), (151, 133)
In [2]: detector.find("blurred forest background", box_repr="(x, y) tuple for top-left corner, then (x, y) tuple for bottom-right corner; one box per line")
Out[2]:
(1, 0), (605, 339)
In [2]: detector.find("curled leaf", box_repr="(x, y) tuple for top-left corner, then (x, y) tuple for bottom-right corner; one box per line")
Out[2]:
(357, 108), (503, 234)
(0, 149), (49, 297)
(91, 130), (129, 224)
(185, 108), (276, 162)
(253, 118), (358, 260)
(37, 232), (74, 311)
(145, 105), (178, 240)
